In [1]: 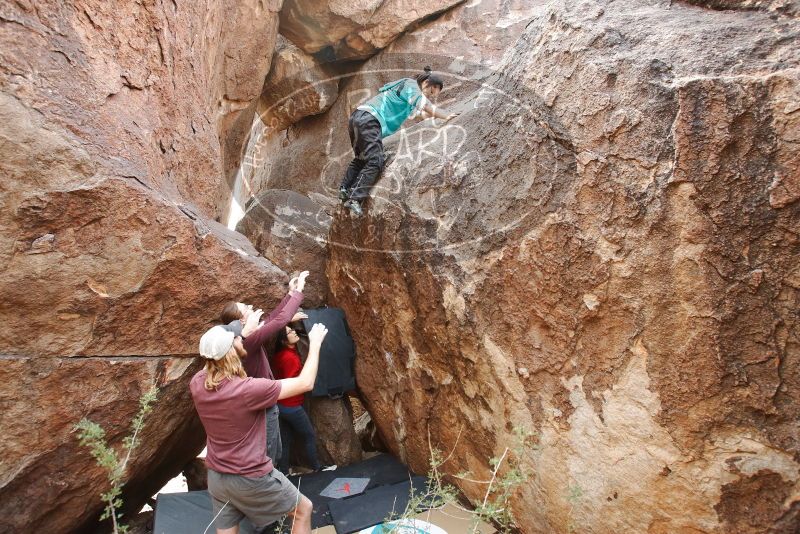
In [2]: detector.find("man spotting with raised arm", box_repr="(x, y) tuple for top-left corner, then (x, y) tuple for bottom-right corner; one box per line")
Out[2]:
(219, 271), (310, 463)
(191, 321), (329, 534)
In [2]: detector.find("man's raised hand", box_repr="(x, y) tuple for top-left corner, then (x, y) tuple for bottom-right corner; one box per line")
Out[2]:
(291, 311), (309, 322)
(289, 270), (310, 292)
(241, 308), (264, 337)
(308, 323), (328, 347)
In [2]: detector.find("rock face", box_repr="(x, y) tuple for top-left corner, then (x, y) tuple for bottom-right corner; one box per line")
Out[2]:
(237, 0), (542, 293)
(238, 189), (333, 306)
(257, 36), (340, 135)
(246, 0), (543, 196)
(682, 0), (800, 16)
(0, 356), (204, 533)
(308, 397), (364, 466)
(322, 1), (800, 532)
(233, 11), (545, 479)
(4, 1), (799, 534)
(382, 0), (545, 66)
(0, 1), (287, 533)
(209, 0), (284, 209)
(232, 0), (534, 236)
(279, 0), (464, 60)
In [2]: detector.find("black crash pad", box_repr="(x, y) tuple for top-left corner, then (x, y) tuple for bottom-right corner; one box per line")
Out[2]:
(153, 491), (257, 534)
(328, 476), (430, 534)
(152, 454), (416, 533)
(301, 307), (356, 397)
(287, 453), (413, 529)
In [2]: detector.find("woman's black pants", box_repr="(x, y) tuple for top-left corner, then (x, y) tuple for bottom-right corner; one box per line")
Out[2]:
(340, 109), (385, 202)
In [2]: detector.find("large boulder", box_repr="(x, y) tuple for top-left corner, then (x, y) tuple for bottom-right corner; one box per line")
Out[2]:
(279, 0), (463, 60)
(0, 356), (203, 534)
(2, 176), (287, 358)
(0, 180), (291, 534)
(257, 36), (340, 134)
(0, 1), (287, 532)
(325, 1), (800, 532)
(0, 0), (281, 220)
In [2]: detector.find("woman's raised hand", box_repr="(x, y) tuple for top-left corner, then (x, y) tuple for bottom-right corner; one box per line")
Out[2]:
(308, 323), (328, 347)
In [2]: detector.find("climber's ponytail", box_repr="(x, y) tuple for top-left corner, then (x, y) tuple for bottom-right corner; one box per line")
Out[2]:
(416, 66), (444, 90)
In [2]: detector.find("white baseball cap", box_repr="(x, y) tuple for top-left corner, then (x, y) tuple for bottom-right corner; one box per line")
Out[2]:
(199, 325), (235, 360)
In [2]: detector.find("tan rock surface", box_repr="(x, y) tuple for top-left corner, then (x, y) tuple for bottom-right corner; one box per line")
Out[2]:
(682, 0), (800, 16)
(0, 1), (287, 532)
(257, 36), (340, 135)
(322, 1), (800, 532)
(279, 0), (463, 60)
(237, 189), (333, 306)
(308, 396), (364, 466)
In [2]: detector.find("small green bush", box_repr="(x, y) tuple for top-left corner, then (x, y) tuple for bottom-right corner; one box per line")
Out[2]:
(75, 387), (158, 534)
(385, 425), (535, 533)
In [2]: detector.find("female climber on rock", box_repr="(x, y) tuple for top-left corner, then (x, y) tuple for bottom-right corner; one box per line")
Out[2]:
(338, 66), (457, 217)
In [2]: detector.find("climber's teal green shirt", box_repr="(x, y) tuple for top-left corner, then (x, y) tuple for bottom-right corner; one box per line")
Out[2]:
(358, 78), (429, 138)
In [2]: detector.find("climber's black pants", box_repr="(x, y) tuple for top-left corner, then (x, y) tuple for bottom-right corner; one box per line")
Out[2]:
(340, 109), (385, 202)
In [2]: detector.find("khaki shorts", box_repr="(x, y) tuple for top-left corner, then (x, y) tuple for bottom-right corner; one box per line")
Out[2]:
(208, 468), (301, 529)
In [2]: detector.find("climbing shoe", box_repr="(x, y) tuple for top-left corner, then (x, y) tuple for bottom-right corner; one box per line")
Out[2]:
(345, 199), (363, 217)
(316, 464), (338, 473)
(338, 187), (349, 203)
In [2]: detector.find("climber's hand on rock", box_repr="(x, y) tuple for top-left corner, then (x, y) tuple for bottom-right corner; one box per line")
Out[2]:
(242, 309), (264, 337)
(444, 113), (458, 123)
(291, 311), (308, 322)
(308, 323), (328, 347)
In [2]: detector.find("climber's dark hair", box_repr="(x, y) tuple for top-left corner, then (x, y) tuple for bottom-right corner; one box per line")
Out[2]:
(416, 66), (444, 90)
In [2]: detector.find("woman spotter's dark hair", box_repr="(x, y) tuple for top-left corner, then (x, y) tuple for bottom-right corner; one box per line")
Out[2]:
(271, 326), (291, 357)
(416, 66), (444, 89)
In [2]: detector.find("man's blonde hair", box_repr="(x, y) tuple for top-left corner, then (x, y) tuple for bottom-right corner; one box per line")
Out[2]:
(204, 347), (246, 390)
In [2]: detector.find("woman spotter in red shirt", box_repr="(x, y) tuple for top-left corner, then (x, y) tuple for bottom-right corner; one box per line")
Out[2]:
(271, 325), (335, 473)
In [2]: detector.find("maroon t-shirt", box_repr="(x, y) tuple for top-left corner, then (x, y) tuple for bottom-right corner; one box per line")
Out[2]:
(242, 290), (304, 380)
(190, 370), (282, 477)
